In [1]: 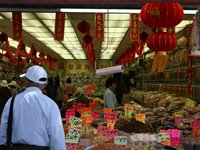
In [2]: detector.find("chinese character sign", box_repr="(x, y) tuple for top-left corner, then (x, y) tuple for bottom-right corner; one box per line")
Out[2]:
(12, 12), (22, 40)
(130, 13), (140, 42)
(54, 12), (65, 41)
(95, 13), (104, 41)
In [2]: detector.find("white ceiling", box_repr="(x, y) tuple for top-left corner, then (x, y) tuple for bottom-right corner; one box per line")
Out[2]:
(0, 11), (195, 62)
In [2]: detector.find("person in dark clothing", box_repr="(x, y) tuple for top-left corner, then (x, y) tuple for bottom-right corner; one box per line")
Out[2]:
(44, 78), (57, 101)
(0, 80), (12, 120)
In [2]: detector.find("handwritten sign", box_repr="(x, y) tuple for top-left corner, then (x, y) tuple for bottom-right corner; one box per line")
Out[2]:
(89, 102), (98, 110)
(97, 126), (118, 138)
(159, 130), (170, 146)
(135, 113), (146, 123)
(170, 137), (180, 146)
(192, 128), (200, 137)
(92, 111), (100, 121)
(114, 136), (128, 145)
(124, 103), (134, 112)
(125, 111), (132, 119)
(69, 116), (82, 128)
(168, 129), (181, 138)
(107, 120), (116, 130)
(76, 103), (86, 114)
(191, 120), (200, 128)
(186, 99), (196, 107)
(104, 112), (117, 121)
(175, 117), (182, 125)
(65, 109), (75, 120)
(82, 114), (92, 125)
(103, 108), (112, 113)
(65, 128), (81, 144)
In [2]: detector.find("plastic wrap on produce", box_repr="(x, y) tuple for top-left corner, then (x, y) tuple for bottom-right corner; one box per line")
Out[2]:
(190, 9), (200, 56)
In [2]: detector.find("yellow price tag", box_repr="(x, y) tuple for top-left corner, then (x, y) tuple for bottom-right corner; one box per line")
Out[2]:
(186, 99), (196, 107)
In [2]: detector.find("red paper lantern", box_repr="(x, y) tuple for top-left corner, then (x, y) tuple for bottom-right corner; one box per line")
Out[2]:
(140, 2), (184, 28)
(77, 20), (90, 34)
(83, 34), (93, 44)
(147, 32), (176, 52)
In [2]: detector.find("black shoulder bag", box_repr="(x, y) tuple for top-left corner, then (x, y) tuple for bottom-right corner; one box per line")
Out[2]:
(0, 95), (16, 150)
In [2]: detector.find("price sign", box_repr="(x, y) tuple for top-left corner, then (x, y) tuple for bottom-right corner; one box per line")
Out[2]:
(174, 112), (183, 117)
(124, 103), (134, 112)
(104, 112), (117, 121)
(170, 137), (180, 146)
(159, 130), (170, 145)
(107, 129), (118, 138)
(114, 136), (128, 145)
(83, 89), (93, 94)
(66, 143), (77, 149)
(76, 103), (86, 114)
(135, 113), (146, 123)
(107, 120), (116, 130)
(125, 111), (132, 119)
(191, 120), (200, 128)
(168, 129), (181, 138)
(65, 109), (75, 120)
(69, 116), (82, 128)
(83, 107), (91, 113)
(175, 117), (182, 125)
(65, 128), (81, 144)
(192, 128), (200, 137)
(89, 102), (98, 110)
(82, 114), (92, 125)
(103, 108), (112, 113)
(186, 99), (196, 107)
(91, 111), (100, 120)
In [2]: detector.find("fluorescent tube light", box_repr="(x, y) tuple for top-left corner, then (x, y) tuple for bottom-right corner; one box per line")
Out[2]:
(184, 10), (197, 14)
(60, 8), (141, 13)
(61, 8), (197, 15)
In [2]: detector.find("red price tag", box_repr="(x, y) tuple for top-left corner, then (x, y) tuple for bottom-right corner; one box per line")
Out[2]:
(168, 129), (181, 138)
(191, 120), (200, 128)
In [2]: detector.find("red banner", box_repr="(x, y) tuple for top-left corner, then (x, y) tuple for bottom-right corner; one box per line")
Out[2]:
(95, 13), (104, 41)
(54, 12), (65, 41)
(130, 13), (140, 42)
(12, 12), (22, 40)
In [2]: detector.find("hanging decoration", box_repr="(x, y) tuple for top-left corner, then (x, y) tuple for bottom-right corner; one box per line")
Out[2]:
(54, 12), (65, 41)
(140, 2), (184, 72)
(140, 2), (184, 28)
(12, 12), (22, 40)
(95, 13), (104, 41)
(77, 20), (90, 34)
(130, 13), (140, 42)
(147, 32), (177, 52)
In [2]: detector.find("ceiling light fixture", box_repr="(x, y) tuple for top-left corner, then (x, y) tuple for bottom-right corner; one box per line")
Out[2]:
(60, 8), (197, 15)
(60, 8), (141, 13)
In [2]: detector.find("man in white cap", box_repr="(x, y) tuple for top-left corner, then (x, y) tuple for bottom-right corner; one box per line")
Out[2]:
(0, 65), (66, 150)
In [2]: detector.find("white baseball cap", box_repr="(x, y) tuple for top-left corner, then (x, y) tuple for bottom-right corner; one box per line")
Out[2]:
(20, 65), (47, 84)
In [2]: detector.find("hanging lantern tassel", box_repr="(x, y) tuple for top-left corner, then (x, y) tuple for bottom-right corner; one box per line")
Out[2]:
(151, 52), (168, 73)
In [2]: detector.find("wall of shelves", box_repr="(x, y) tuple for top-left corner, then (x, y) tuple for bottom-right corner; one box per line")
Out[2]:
(133, 47), (200, 101)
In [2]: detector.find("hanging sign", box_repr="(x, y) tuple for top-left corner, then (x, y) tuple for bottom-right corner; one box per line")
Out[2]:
(95, 13), (104, 41)
(130, 13), (140, 42)
(54, 12), (65, 41)
(12, 12), (22, 40)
